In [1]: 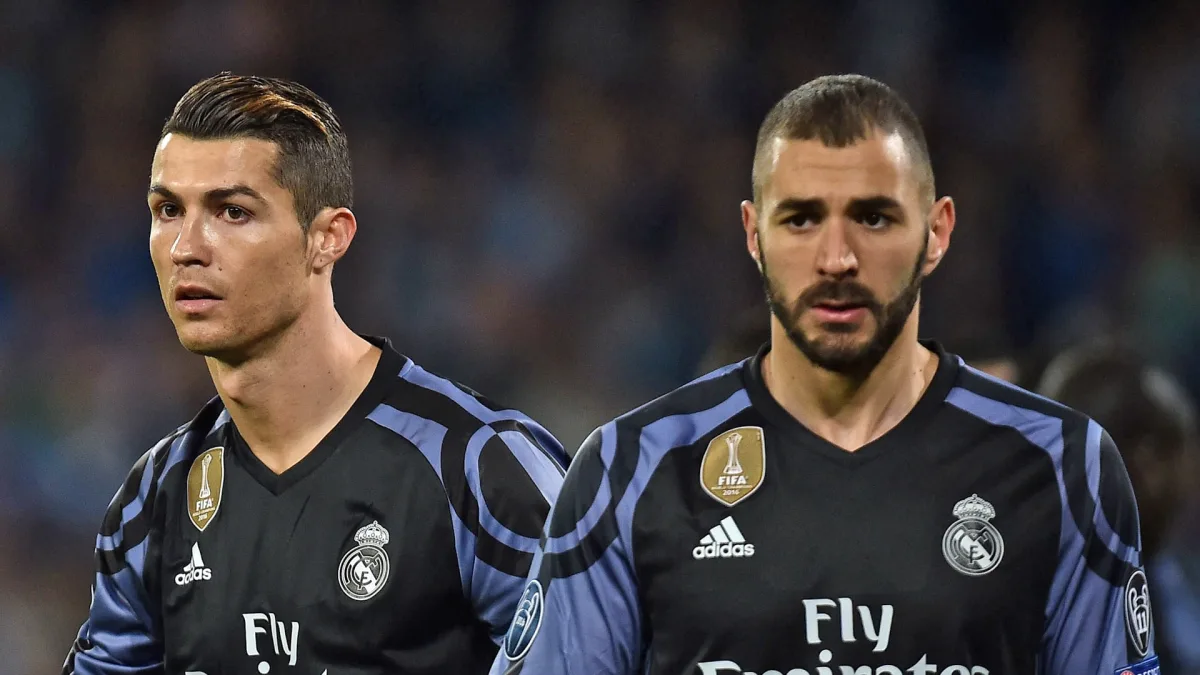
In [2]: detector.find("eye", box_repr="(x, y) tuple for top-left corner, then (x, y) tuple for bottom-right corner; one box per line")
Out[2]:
(221, 205), (249, 222)
(784, 215), (817, 230)
(156, 203), (180, 219)
(860, 212), (893, 229)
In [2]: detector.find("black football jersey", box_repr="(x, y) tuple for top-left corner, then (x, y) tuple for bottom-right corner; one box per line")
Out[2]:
(494, 342), (1159, 675)
(65, 337), (568, 675)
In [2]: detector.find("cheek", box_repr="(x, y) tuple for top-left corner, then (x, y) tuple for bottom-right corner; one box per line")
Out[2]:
(148, 231), (174, 275)
(864, 245), (922, 290)
(761, 236), (812, 276)
(239, 245), (308, 304)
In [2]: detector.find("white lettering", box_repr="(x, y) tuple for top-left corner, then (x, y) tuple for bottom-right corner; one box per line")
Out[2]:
(174, 568), (212, 585)
(803, 599), (837, 645)
(241, 612), (300, 667)
(860, 605), (893, 653)
(244, 613), (269, 656)
(269, 612), (281, 654)
(694, 663), (986, 675)
(907, 655), (937, 675)
(279, 619), (299, 666)
(838, 598), (856, 644)
(698, 661), (743, 675)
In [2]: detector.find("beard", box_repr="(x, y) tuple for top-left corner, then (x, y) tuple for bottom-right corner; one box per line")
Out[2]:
(759, 236), (927, 377)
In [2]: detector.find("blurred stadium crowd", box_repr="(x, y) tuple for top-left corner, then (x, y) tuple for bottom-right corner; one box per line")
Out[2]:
(0, 0), (1198, 670)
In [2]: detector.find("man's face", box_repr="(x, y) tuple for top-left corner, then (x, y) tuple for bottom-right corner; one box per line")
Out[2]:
(148, 134), (311, 361)
(742, 131), (953, 376)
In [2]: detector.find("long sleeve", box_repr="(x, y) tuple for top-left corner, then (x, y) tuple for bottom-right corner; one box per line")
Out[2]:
(65, 440), (173, 675)
(1039, 424), (1159, 675)
(492, 425), (644, 675)
(466, 421), (568, 641)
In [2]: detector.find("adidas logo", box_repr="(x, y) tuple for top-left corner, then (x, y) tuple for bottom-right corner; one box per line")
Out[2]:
(175, 542), (212, 586)
(692, 516), (755, 559)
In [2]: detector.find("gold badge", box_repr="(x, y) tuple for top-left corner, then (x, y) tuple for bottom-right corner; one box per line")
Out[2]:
(187, 447), (225, 531)
(700, 426), (765, 507)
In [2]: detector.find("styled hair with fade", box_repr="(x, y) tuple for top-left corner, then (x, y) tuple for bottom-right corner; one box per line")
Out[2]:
(161, 72), (352, 230)
(751, 74), (933, 207)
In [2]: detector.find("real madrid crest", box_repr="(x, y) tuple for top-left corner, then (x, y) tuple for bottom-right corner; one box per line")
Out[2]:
(187, 447), (225, 532)
(942, 494), (1004, 576)
(339, 520), (391, 601)
(700, 426), (766, 507)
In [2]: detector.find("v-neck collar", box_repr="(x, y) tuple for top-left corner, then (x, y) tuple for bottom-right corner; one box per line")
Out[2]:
(742, 338), (959, 465)
(228, 335), (406, 496)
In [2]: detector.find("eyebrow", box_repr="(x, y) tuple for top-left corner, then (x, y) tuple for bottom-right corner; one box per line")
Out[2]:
(773, 198), (827, 218)
(147, 184), (269, 206)
(772, 195), (904, 217)
(846, 196), (903, 213)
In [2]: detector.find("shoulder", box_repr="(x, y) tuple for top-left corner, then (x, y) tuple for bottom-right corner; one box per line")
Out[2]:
(118, 397), (230, 502)
(606, 359), (752, 459)
(367, 358), (569, 471)
(942, 359), (1112, 469)
(951, 361), (1141, 576)
(567, 360), (753, 492)
(949, 360), (1086, 428)
(98, 397), (230, 568)
(947, 360), (1127, 495)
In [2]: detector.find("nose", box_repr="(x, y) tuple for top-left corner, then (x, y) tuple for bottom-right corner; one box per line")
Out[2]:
(814, 219), (858, 278)
(170, 212), (212, 267)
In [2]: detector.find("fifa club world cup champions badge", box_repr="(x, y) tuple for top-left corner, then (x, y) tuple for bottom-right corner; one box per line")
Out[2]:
(701, 427), (766, 507)
(187, 447), (225, 532)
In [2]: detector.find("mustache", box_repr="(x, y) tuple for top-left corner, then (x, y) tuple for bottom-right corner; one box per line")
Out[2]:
(794, 280), (883, 313)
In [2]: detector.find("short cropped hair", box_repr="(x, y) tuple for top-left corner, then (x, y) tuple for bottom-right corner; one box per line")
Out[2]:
(161, 72), (352, 229)
(752, 74), (933, 206)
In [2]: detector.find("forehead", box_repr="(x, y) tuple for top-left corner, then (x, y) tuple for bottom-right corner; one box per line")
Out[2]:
(760, 132), (919, 207)
(150, 134), (279, 193)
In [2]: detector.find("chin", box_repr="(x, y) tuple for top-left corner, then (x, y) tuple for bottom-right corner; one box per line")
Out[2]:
(174, 324), (243, 358)
(789, 325), (887, 375)
(801, 321), (875, 351)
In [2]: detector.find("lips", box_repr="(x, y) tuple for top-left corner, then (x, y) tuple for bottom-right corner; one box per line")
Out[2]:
(174, 284), (221, 302)
(173, 283), (223, 315)
(813, 301), (867, 311)
(808, 297), (873, 324)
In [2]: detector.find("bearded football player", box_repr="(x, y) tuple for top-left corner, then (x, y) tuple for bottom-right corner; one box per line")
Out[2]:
(492, 74), (1157, 675)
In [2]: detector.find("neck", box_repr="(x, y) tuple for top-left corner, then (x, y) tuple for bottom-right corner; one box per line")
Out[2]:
(207, 301), (380, 474)
(762, 309), (937, 452)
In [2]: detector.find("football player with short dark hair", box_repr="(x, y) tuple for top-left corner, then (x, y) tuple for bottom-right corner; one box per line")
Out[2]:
(64, 73), (567, 675)
(494, 74), (1156, 675)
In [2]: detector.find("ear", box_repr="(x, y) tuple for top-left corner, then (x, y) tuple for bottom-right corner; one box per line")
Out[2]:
(308, 207), (358, 273)
(922, 196), (955, 276)
(742, 200), (763, 272)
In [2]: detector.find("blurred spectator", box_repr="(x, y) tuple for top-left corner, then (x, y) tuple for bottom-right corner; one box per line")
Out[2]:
(1038, 341), (1200, 674)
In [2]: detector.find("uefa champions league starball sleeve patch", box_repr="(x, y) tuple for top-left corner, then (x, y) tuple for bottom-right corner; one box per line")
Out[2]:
(1115, 654), (1160, 675)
